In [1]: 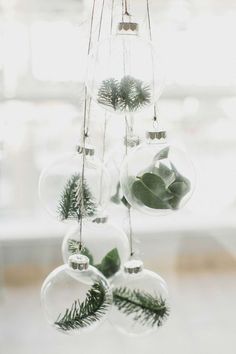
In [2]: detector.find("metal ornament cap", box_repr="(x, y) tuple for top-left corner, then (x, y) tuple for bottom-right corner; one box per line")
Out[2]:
(124, 135), (140, 148)
(146, 131), (167, 141)
(76, 145), (95, 156)
(124, 259), (144, 274)
(117, 22), (139, 35)
(92, 215), (108, 224)
(68, 254), (89, 271)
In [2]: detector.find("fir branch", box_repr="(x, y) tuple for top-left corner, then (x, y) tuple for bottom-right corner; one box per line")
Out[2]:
(57, 174), (97, 221)
(54, 282), (110, 332)
(97, 75), (151, 112)
(113, 287), (170, 327)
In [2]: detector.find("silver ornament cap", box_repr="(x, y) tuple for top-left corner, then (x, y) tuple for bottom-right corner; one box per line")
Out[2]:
(93, 215), (108, 224)
(124, 259), (143, 274)
(76, 144), (95, 156)
(68, 254), (89, 271)
(146, 131), (167, 141)
(117, 22), (139, 35)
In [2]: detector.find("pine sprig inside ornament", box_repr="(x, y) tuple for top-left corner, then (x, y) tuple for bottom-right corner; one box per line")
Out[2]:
(67, 239), (121, 278)
(113, 287), (169, 327)
(54, 281), (110, 332)
(57, 174), (97, 221)
(97, 75), (151, 112)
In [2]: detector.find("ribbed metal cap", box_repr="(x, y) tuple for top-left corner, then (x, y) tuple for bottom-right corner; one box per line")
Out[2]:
(76, 145), (95, 156)
(117, 22), (139, 34)
(146, 131), (167, 140)
(124, 260), (143, 274)
(68, 254), (89, 271)
(92, 215), (108, 224)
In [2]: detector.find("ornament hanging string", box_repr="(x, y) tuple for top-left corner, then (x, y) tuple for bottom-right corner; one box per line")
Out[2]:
(98, 0), (115, 205)
(85, 0), (106, 137)
(125, 115), (134, 257)
(79, 0), (106, 250)
(146, 0), (159, 126)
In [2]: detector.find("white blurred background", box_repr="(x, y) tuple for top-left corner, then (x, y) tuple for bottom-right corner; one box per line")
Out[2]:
(0, 1), (236, 353)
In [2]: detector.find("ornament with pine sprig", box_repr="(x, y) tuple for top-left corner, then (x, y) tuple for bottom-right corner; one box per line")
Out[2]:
(39, 145), (110, 222)
(86, 20), (163, 115)
(41, 254), (112, 335)
(110, 259), (170, 336)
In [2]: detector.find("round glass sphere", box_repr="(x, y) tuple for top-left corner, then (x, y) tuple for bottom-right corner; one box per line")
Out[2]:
(120, 132), (195, 216)
(41, 255), (112, 335)
(62, 219), (129, 278)
(106, 135), (140, 205)
(39, 147), (111, 221)
(86, 30), (163, 115)
(110, 259), (170, 336)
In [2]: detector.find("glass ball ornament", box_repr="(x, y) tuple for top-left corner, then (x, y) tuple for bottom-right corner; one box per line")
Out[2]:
(86, 22), (163, 115)
(106, 135), (140, 205)
(62, 216), (129, 279)
(110, 259), (170, 336)
(39, 145), (111, 222)
(120, 130), (195, 216)
(41, 254), (112, 335)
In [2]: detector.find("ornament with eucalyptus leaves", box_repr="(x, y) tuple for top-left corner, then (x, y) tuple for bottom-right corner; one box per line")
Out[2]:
(62, 220), (129, 279)
(120, 132), (195, 216)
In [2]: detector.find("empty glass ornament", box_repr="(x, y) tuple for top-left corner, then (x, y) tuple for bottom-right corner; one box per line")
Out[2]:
(39, 145), (111, 221)
(110, 259), (170, 336)
(86, 21), (163, 115)
(41, 254), (112, 335)
(120, 131), (195, 216)
(62, 217), (129, 279)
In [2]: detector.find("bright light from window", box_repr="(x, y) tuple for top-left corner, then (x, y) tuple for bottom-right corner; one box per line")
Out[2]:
(30, 21), (87, 82)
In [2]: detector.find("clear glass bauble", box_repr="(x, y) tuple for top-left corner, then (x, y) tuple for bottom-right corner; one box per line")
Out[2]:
(86, 28), (163, 115)
(62, 219), (129, 278)
(39, 147), (111, 221)
(41, 256), (112, 335)
(110, 259), (170, 336)
(120, 132), (195, 216)
(106, 135), (140, 205)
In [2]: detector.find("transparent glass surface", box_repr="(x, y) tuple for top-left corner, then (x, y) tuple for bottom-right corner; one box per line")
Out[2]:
(39, 151), (110, 221)
(110, 263), (170, 336)
(120, 138), (195, 216)
(86, 34), (163, 115)
(41, 264), (112, 335)
(62, 220), (129, 278)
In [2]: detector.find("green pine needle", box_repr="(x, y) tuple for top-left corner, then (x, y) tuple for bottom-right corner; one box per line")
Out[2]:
(113, 287), (170, 327)
(97, 75), (151, 112)
(54, 282), (111, 332)
(57, 174), (97, 221)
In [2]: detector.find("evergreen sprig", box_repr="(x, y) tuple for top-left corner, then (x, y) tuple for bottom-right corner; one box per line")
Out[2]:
(57, 174), (97, 221)
(54, 282), (110, 332)
(113, 287), (169, 327)
(97, 75), (151, 112)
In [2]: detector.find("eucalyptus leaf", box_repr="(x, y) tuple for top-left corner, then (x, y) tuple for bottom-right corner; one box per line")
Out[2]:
(96, 248), (121, 278)
(154, 162), (176, 188)
(153, 147), (169, 163)
(132, 173), (173, 209)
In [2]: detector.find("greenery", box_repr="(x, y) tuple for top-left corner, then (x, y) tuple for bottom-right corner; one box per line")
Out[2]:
(113, 287), (169, 327)
(68, 239), (121, 278)
(132, 148), (191, 210)
(97, 75), (151, 112)
(54, 282), (110, 332)
(58, 174), (97, 221)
